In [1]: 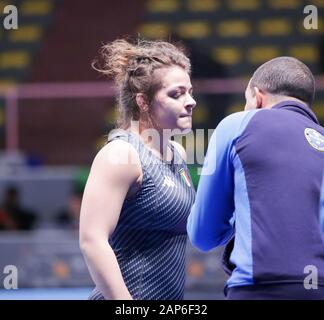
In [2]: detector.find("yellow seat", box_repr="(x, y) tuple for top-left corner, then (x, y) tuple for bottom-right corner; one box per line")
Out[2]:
(312, 101), (324, 121)
(0, 78), (17, 89)
(240, 75), (252, 83)
(212, 47), (242, 65)
(105, 107), (117, 125)
(137, 23), (171, 39)
(226, 103), (245, 116)
(192, 104), (209, 123)
(227, 0), (260, 10)
(216, 20), (251, 37)
(0, 108), (4, 127)
(146, 0), (180, 13)
(259, 19), (292, 36)
(0, 1), (10, 12)
(304, 0), (324, 7)
(247, 46), (281, 64)
(94, 136), (108, 151)
(0, 51), (31, 69)
(21, 0), (53, 15)
(176, 21), (211, 38)
(8, 25), (43, 42)
(267, 0), (301, 9)
(187, 0), (220, 12)
(299, 18), (324, 34)
(288, 45), (319, 63)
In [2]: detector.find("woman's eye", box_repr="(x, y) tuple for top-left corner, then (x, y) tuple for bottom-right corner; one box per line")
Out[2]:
(171, 93), (181, 99)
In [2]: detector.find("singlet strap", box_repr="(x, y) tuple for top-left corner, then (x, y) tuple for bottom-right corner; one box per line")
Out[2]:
(107, 129), (130, 143)
(169, 141), (186, 166)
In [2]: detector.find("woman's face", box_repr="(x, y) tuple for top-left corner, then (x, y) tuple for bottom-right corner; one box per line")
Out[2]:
(150, 65), (196, 132)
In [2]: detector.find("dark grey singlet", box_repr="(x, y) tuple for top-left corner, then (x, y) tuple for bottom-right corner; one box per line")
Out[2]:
(89, 130), (196, 300)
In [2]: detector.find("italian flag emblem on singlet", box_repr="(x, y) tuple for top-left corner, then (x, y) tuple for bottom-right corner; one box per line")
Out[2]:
(179, 168), (191, 187)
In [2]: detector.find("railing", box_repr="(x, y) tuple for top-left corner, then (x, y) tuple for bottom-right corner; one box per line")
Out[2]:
(0, 79), (246, 152)
(1, 77), (324, 152)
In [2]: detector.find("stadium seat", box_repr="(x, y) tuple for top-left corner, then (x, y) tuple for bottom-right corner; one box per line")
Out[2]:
(247, 46), (282, 64)
(186, 0), (220, 12)
(137, 22), (171, 39)
(288, 44), (319, 63)
(8, 25), (43, 42)
(227, 0), (260, 11)
(305, 0), (324, 8)
(299, 18), (324, 34)
(0, 1), (10, 12)
(312, 101), (324, 122)
(212, 47), (242, 65)
(0, 107), (4, 127)
(267, 0), (301, 10)
(226, 103), (245, 116)
(192, 103), (209, 124)
(20, 0), (53, 16)
(0, 51), (31, 69)
(146, 0), (180, 13)
(0, 78), (17, 88)
(259, 19), (292, 36)
(0, 0), (55, 85)
(216, 20), (251, 37)
(176, 21), (211, 38)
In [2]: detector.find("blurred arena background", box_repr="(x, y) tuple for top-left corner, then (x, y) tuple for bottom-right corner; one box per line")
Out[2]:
(0, 0), (324, 300)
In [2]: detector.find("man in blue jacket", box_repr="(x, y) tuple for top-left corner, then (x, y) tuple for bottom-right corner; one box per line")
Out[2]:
(320, 176), (324, 243)
(187, 57), (324, 299)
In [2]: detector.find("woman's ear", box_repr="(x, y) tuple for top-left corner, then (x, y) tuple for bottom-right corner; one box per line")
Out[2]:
(136, 93), (149, 112)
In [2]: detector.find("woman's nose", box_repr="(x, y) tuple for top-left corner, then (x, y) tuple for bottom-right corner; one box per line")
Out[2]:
(186, 93), (196, 109)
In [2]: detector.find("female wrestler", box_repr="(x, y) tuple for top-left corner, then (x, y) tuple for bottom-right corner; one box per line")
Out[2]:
(79, 38), (196, 300)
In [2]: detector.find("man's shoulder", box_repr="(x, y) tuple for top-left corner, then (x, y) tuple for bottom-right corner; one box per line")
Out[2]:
(216, 109), (260, 139)
(219, 110), (259, 126)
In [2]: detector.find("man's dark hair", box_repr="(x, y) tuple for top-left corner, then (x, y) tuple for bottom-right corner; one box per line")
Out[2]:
(250, 57), (315, 106)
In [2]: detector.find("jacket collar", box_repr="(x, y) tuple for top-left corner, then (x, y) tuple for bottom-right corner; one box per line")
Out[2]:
(271, 100), (319, 125)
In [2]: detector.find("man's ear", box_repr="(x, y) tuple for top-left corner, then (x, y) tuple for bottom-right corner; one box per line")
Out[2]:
(136, 93), (149, 112)
(253, 87), (265, 109)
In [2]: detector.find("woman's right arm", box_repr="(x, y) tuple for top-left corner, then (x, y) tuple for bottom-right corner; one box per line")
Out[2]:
(79, 140), (142, 300)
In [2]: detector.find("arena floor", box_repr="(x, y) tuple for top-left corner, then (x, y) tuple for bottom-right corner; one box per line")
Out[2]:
(0, 288), (224, 300)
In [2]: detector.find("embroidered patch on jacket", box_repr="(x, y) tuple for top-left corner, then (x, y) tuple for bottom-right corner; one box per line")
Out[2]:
(304, 128), (324, 152)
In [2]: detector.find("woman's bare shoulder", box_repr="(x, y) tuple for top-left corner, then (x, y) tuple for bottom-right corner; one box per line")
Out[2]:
(91, 140), (142, 179)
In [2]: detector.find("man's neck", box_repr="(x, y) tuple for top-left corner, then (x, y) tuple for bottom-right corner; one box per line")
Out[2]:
(265, 95), (307, 109)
